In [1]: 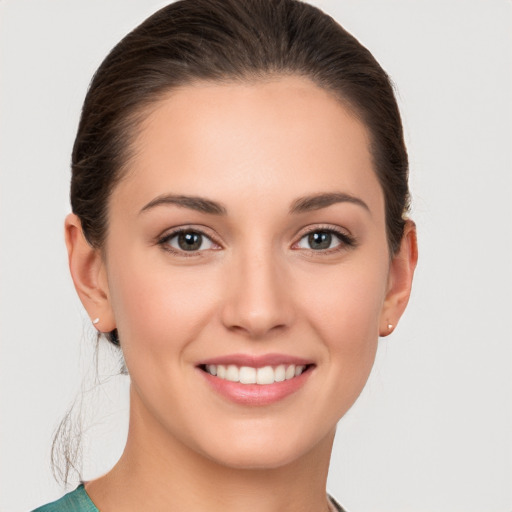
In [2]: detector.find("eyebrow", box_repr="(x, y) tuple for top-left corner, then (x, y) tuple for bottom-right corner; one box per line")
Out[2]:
(140, 194), (227, 215)
(289, 192), (370, 214)
(140, 191), (369, 216)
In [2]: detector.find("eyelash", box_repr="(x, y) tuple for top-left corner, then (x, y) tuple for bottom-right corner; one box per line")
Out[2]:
(157, 227), (220, 258)
(293, 225), (357, 255)
(157, 225), (356, 257)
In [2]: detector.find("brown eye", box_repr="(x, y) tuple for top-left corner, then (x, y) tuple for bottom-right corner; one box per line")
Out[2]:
(164, 230), (215, 252)
(297, 230), (340, 251)
(178, 232), (202, 251)
(294, 227), (357, 253)
(308, 232), (333, 250)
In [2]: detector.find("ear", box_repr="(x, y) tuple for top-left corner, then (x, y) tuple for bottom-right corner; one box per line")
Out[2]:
(64, 213), (116, 333)
(379, 220), (418, 336)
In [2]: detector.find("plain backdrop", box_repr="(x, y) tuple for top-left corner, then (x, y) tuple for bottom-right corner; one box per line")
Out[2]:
(0, 1), (510, 511)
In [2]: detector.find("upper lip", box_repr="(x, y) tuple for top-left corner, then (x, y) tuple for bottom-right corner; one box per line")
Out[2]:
(196, 353), (314, 368)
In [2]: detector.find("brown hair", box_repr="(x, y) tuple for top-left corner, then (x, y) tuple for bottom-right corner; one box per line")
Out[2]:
(71, 0), (409, 345)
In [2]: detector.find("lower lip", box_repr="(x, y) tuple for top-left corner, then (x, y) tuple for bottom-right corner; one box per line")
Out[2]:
(199, 367), (313, 406)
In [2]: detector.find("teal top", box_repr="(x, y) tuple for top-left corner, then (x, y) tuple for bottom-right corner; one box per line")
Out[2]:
(32, 485), (98, 512)
(32, 484), (346, 511)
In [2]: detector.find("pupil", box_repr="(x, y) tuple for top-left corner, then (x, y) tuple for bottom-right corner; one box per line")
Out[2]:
(178, 232), (202, 251)
(308, 231), (331, 250)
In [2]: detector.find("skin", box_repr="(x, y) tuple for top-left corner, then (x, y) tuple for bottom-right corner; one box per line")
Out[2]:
(65, 76), (417, 512)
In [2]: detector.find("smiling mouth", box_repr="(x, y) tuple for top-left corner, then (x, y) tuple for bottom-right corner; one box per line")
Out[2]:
(199, 364), (312, 385)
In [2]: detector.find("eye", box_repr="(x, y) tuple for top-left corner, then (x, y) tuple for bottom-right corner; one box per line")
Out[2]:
(295, 228), (354, 251)
(160, 229), (217, 253)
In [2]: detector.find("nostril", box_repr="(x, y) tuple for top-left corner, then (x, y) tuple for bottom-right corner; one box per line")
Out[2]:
(219, 268), (295, 338)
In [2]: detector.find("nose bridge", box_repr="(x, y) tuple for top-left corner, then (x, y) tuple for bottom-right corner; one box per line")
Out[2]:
(221, 238), (294, 338)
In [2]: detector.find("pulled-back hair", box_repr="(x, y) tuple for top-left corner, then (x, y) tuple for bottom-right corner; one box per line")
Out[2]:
(71, 0), (409, 341)
(56, 0), (411, 483)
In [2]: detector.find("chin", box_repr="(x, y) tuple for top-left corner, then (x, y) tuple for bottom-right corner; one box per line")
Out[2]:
(205, 450), (307, 471)
(208, 448), (299, 471)
(194, 422), (335, 471)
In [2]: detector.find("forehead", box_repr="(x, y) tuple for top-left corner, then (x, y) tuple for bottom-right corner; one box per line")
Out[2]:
(113, 76), (383, 216)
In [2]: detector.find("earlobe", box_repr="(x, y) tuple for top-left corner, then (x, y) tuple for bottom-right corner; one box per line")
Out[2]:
(64, 213), (116, 332)
(379, 220), (418, 336)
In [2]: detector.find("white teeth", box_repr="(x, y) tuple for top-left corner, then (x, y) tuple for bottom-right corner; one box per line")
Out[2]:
(226, 365), (239, 382)
(274, 364), (286, 382)
(285, 364), (295, 380)
(256, 366), (274, 385)
(239, 366), (256, 384)
(205, 363), (308, 385)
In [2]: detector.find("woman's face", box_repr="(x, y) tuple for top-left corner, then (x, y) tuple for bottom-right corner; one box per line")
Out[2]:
(98, 76), (400, 468)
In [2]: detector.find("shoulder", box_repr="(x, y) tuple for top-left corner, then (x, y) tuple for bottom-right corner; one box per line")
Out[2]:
(31, 485), (99, 512)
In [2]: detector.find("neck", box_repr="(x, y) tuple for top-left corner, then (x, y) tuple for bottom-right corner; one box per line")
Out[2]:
(86, 388), (335, 512)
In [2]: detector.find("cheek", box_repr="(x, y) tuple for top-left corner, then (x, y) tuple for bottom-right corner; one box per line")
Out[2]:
(106, 251), (220, 356)
(298, 256), (388, 380)
(303, 260), (387, 336)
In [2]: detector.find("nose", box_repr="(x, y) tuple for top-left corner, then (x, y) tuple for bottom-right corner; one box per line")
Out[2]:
(220, 246), (295, 339)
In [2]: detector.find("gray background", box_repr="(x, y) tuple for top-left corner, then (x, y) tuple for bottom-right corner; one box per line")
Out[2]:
(1, 1), (511, 511)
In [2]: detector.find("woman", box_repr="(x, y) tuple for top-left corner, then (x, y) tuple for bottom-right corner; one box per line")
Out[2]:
(34, 0), (417, 510)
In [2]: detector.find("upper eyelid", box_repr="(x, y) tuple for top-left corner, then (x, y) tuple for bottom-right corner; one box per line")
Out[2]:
(293, 223), (353, 240)
(158, 225), (219, 242)
(292, 225), (357, 251)
(157, 227), (221, 256)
